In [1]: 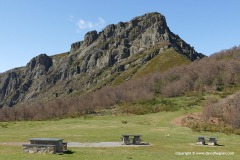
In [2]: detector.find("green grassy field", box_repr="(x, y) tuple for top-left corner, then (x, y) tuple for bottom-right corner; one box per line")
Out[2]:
(0, 106), (239, 160)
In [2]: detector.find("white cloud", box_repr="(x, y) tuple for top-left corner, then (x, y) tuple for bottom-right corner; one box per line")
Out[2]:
(77, 17), (105, 31)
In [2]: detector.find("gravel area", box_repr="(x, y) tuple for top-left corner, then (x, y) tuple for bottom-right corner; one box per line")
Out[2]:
(0, 142), (28, 146)
(0, 142), (150, 147)
(68, 142), (150, 147)
(68, 142), (123, 147)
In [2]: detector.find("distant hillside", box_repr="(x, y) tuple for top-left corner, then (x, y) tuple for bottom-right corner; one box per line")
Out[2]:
(0, 12), (204, 108)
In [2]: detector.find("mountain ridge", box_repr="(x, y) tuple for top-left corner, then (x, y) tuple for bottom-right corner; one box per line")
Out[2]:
(0, 12), (204, 107)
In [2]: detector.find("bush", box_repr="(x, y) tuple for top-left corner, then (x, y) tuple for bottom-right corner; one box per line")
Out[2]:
(118, 98), (181, 115)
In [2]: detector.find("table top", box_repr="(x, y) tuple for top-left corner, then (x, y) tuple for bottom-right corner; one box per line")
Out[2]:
(23, 144), (56, 147)
(122, 134), (142, 137)
(197, 136), (217, 139)
(29, 138), (64, 141)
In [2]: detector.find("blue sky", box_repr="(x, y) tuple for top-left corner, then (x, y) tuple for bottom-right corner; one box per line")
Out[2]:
(0, 0), (239, 72)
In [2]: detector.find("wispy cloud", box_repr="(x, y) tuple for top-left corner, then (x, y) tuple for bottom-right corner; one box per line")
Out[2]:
(77, 17), (106, 31)
(69, 15), (74, 22)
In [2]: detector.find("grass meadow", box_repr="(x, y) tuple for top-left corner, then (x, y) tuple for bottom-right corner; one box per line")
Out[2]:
(0, 106), (239, 160)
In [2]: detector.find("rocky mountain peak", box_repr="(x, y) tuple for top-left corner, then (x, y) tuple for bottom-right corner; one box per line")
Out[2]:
(0, 12), (205, 107)
(70, 12), (168, 52)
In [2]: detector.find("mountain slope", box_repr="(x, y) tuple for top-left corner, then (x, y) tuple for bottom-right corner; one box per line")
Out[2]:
(0, 12), (204, 107)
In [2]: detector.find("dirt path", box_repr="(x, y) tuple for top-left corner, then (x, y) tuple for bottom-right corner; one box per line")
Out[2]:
(171, 115), (186, 126)
(171, 112), (202, 127)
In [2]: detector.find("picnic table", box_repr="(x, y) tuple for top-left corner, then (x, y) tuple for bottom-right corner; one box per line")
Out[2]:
(29, 138), (65, 153)
(196, 136), (206, 145)
(122, 134), (142, 145)
(196, 136), (218, 146)
(208, 137), (218, 146)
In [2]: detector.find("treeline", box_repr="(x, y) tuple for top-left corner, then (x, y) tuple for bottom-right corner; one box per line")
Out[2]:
(1, 46), (240, 121)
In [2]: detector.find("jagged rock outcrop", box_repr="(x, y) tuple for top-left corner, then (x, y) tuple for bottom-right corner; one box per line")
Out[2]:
(0, 12), (205, 107)
(25, 54), (53, 79)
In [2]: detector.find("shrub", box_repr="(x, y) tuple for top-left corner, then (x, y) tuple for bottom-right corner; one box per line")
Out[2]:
(118, 98), (181, 115)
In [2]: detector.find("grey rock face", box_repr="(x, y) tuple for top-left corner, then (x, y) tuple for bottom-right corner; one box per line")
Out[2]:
(25, 54), (53, 79)
(84, 30), (99, 47)
(0, 72), (19, 99)
(0, 70), (22, 107)
(70, 41), (83, 52)
(0, 12), (205, 107)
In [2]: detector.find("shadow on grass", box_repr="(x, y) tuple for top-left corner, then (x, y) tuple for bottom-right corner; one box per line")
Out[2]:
(64, 150), (75, 154)
(58, 150), (75, 155)
(217, 144), (225, 147)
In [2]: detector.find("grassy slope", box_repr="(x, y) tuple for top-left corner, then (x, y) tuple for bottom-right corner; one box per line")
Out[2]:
(0, 99), (239, 160)
(111, 48), (190, 86)
(134, 48), (191, 78)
